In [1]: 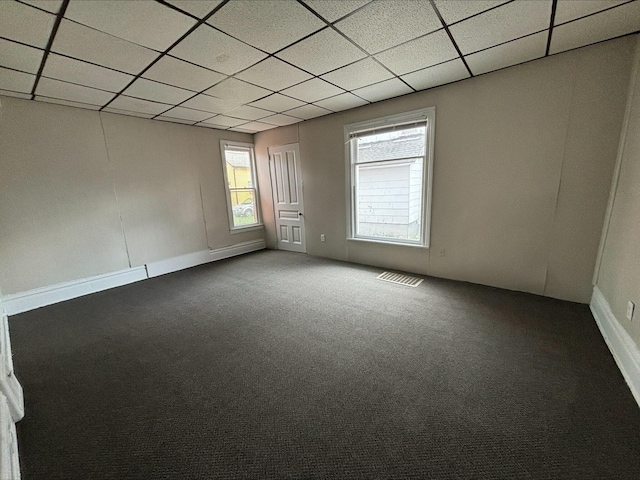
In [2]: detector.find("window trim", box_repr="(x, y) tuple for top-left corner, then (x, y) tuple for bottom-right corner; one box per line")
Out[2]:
(220, 139), (263, 232)
(344, 107), (435, 248)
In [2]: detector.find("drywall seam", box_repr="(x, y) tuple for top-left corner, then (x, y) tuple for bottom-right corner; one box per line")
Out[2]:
(593, 36), (640, 285)
(591, 286), (640, 409)
(199, 182), (212, 250)
(542, 56), (581, 296)
(99, 112), (132, 268)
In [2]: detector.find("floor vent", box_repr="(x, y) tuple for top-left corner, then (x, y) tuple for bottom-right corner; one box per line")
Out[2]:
(377, 271), (424, 287)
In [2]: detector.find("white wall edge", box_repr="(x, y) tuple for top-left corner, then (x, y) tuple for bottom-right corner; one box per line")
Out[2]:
(145, 239), (266, 278)
(590, 286), (640, 409)
(1, 267), (148, 316)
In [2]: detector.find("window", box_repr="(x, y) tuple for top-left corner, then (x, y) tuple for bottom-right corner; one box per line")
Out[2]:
(220, 140), (261, 230)
(345, 107), (435, 247)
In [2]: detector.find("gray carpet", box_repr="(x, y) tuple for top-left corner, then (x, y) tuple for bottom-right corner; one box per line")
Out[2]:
(8, 250), (640, 479)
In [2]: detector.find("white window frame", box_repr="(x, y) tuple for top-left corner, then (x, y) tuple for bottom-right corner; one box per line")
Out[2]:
(220, 140), (263, 232)
(344, 107), (435, 248)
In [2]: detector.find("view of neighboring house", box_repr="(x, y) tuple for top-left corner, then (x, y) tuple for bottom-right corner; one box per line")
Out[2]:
(355, 128), (425, 241)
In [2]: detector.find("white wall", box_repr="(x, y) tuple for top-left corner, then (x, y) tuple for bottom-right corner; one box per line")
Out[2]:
(255, 35), (637, 303)
(0, 98), (262, 294)
(595, 36), (640, 345)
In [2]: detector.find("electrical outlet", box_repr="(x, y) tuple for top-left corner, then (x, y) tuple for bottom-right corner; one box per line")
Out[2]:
(627, 301), (635, 321)
(320, 234), (326, 242)
(439, 248), (445, 257)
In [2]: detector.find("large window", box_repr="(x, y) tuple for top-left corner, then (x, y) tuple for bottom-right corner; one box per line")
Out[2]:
(220, 140), (261, 231)
(345, 108), (435, 247)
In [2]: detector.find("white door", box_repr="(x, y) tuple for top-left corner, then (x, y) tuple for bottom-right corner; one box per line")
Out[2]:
(269, 143), (305, 253)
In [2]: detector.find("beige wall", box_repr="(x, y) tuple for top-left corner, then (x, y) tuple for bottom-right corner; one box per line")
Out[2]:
(596, 36), (640, 344)
(255, 36), (637, 303)
(0, 97), (260, 294)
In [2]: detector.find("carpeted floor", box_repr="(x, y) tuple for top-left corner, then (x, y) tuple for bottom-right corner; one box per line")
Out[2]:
(8, 250), (640, 479)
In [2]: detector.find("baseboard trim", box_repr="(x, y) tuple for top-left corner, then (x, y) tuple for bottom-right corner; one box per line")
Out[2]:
(1, 240), (266, 315)
(591, 286), (640, 409)
(146, 239), (266, 278)
(2, 267), (148, 316)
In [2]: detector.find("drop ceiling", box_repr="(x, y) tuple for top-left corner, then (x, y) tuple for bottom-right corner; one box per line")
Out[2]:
(1, 0), (639, 133)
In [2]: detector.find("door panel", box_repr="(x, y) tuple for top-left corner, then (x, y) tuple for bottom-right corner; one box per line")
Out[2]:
(269, 143), (305, 253)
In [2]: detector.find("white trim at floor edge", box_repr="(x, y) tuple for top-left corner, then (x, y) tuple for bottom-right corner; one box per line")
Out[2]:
(1, 239), (267, 315)
(146, 239), (266, 278)
(1, 267), (148, 316)
(590, 286), (640, 409)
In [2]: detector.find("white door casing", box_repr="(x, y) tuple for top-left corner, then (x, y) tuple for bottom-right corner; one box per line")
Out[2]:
(269, 143), (305, 253)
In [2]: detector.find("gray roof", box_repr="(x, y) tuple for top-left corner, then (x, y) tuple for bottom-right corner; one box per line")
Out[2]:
(357, 133), (425, 163)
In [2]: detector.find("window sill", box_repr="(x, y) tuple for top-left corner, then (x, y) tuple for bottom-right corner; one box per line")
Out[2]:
(347, 237), (429, 249)
(230, 224), (264, 234)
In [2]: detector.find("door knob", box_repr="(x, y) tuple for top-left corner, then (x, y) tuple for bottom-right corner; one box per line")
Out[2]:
(298, 212), (303, 216)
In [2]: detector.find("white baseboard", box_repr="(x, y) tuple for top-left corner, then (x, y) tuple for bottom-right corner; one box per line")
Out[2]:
(146, 239), (266, 278)
(2, 267), (147, 316)
(1, 240), (266, 315)
(591, 286), (640, 409)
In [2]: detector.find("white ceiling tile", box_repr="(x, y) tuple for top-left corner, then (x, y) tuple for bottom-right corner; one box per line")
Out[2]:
(171, 24), (267, 75)
(226, 105), (273, 121)
(554, 0), (627, 25)
(237, 121), (275, 132)
(0, 39), (43, 74)
(334, 0), (441, 53)
(401, 58), (469, 91)
(280, 78), (344, 103)
(144, 56), (226, 92)
(202, 115), (247, 127)
(259, 114), (300, 126)
(0, 67), (35, 94)
(302, 0), (371, 22)
(101, 107), (155, 119)
(208, 0), (325, 53)
(0, 1), (55, 48)
(182, 93), (241, 113)
(320, 58), (393, 91)
(466, 31), (547, 75)
(35, 96), (101, 110)
(155, 116), (196, 125)
(433, 0), (510, 25)
(36, 77), (114, 105)
(204, 78), (271, 104)
(108, 95), (171, 116)
(123, 78), (194, 104)
(42, 53), (134, 92)
(0, 89), (31, 99)
(21, 1), (64, 14)
(450, 0), (553, 54)
(374, 30), (459, 76)
(235, 57), (313, 91)
(284, 104), (332, 120)
(248, 93), (305, 112)
(166, 0), (223, 19)
(351, 78), (413, 102)
(276, 28), (367, 75)
(160, 106), (214, 122)
(52, 20), (159, 74)
(550, 1), (640, 54)
(314, 92), (368, 111)
(64, 0), (197, 51)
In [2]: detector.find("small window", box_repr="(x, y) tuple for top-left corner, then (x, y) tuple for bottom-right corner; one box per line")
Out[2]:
(220, 140), (261, 230)
(346, 108), (435, 247)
